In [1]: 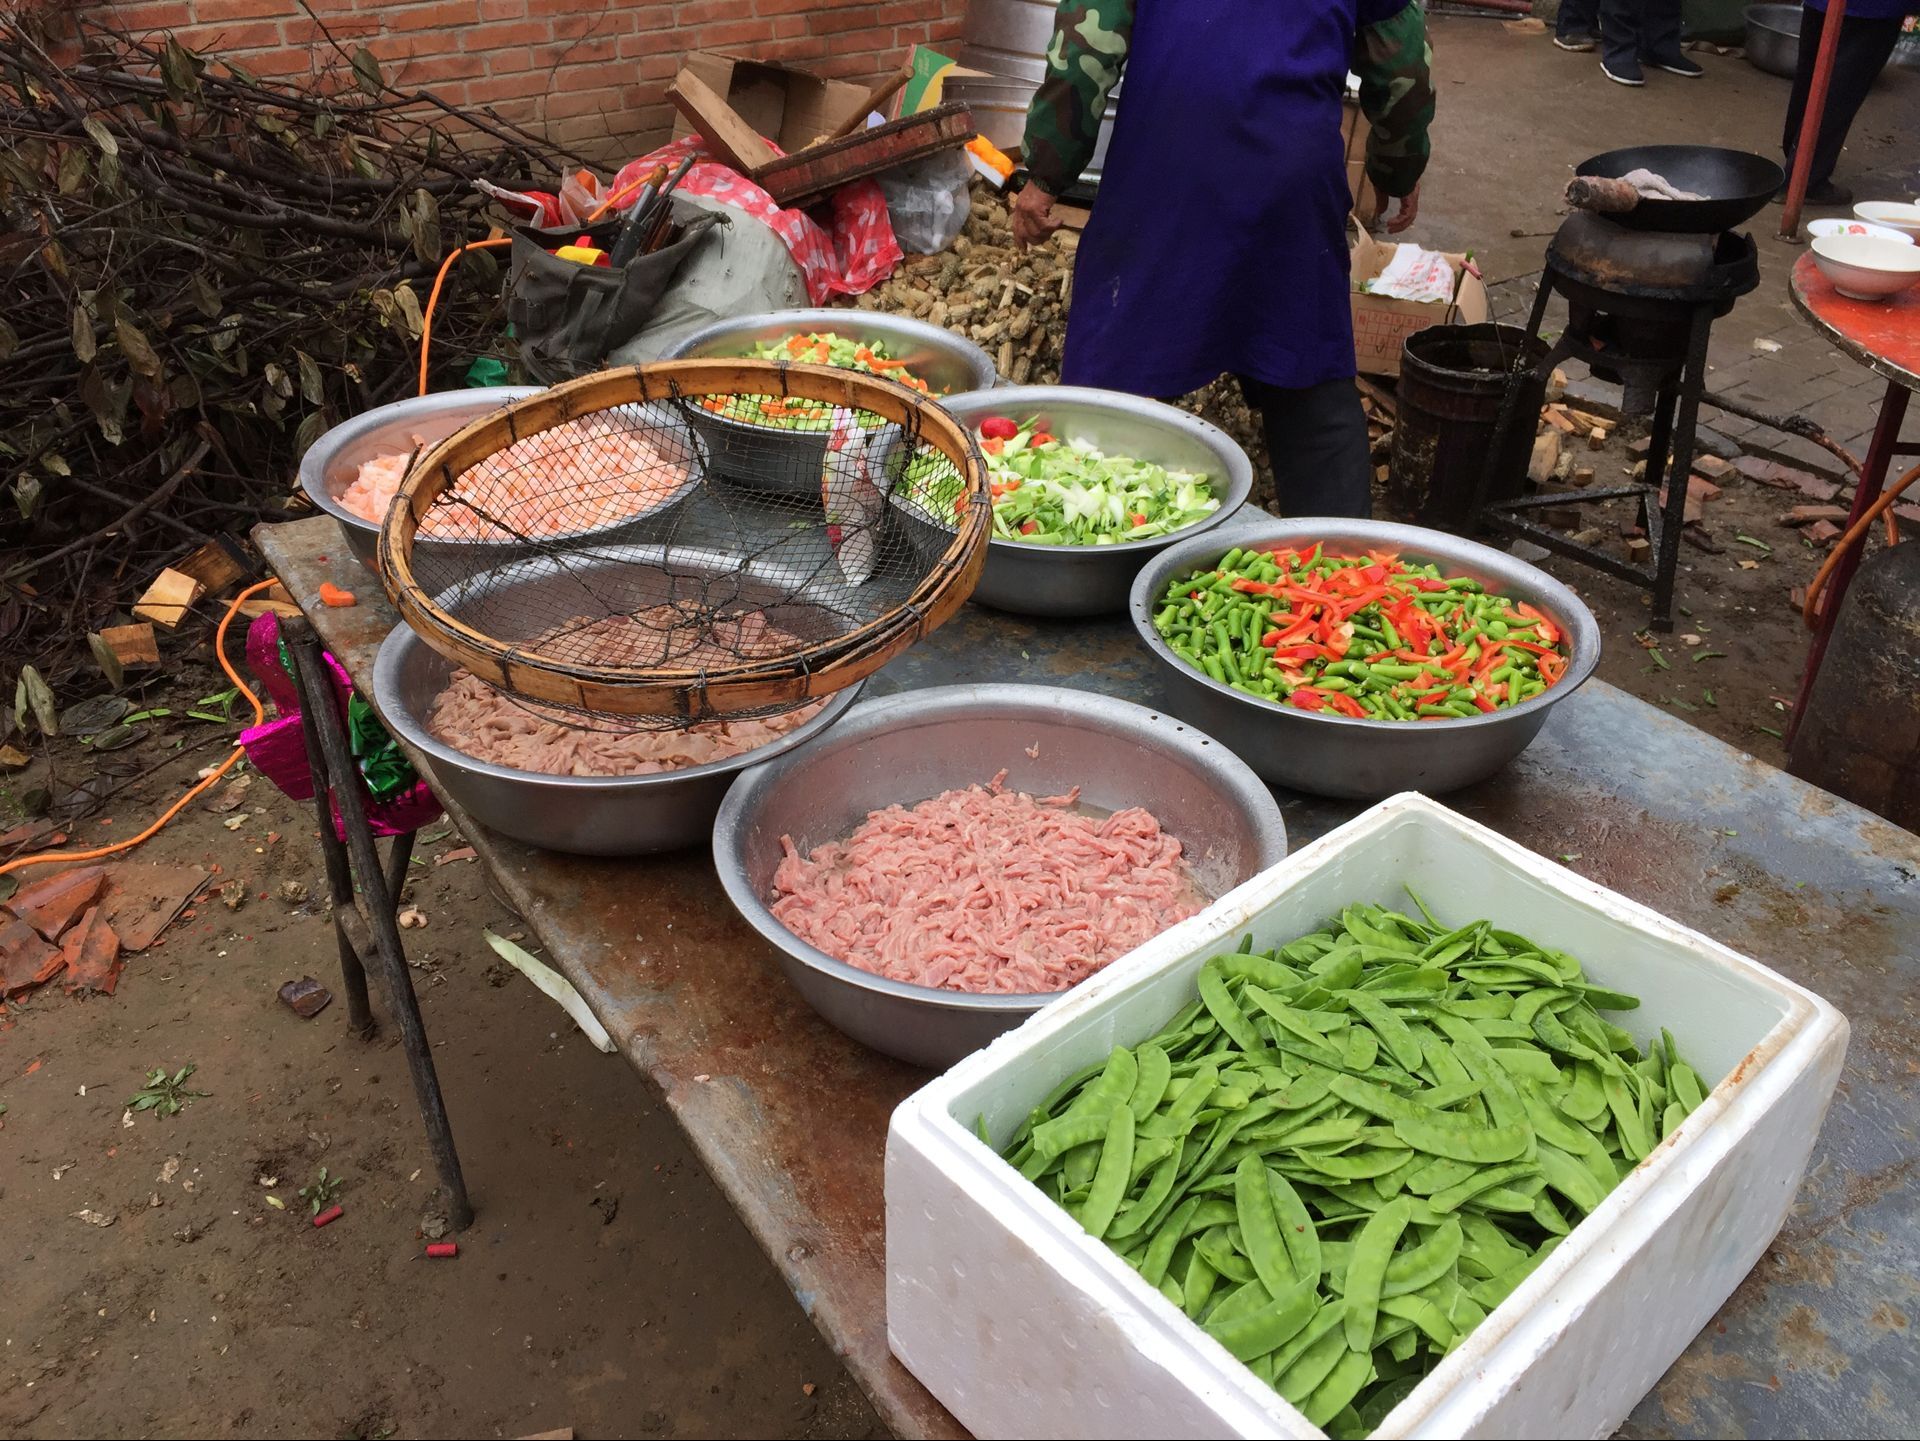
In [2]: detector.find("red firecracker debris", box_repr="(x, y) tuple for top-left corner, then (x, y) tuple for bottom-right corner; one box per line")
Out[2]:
(312, 1204), (344, 1228)
(426, 1242), (458, 1258)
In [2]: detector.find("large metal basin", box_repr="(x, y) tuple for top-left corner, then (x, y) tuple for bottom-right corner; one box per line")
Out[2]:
(371, 544), (866, 856)
(712, 683), (1288, 1069)
(928, 388), (1252, 617)
(660, 310), (996, 497)
(1745, 5), (1801, 79)
(1129, 519), (1601, 799)
(298, 387), (544, 570)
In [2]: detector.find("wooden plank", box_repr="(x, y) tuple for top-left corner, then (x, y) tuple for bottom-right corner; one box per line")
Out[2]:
(1587, 426), (1608, 451)
(1542, 405), (1577, 433)
(131, 567), (205, 629)
(667, 67), (780, 174)
(1527, 431), (1562, 486)
(753, 103), (974, 207)
(99, 622), (160, 665)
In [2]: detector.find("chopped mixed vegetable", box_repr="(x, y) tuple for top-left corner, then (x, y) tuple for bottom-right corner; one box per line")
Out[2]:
(701, 331), (934, 431)
(1152, 546), (1570, 719)
(972, 416), (1219, 546)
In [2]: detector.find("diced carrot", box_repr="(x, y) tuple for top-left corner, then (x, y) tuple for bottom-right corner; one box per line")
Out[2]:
(318, 582), (356, 608)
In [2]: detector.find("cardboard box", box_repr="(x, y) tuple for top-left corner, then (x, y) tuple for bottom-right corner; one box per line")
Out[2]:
(1341, 98), (1370, 212)
(670, 52), (869, 154)
(1349, 223), (1490, 378)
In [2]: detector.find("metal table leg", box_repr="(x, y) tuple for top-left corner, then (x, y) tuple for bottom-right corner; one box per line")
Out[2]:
(283, 615), (474, 1230)
(1788, 381), (1911, 744)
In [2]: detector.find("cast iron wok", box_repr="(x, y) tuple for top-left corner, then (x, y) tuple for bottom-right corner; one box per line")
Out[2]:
(1575, 145), (1784, 233)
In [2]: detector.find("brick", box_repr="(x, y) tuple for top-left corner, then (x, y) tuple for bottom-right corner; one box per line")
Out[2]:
(537, 34), (619, 64)
(194, 0), (297, 19)
(535, 84), (624, 120)
(688, 18), (774, 49)
(462, 67), (553, 102)
(113, 1), (195, 28)
(195, 19), (285, 50)
(1804, 519), (1843, 544)
(618, 31), (676, 60)
(876, 0), (944, 22)
(811, 6), (892, 33)
(479, 0), (525, 15)
(770, 16), (809, 37)
(754, 0), (821, 13)
(400, 52), (489, 83)
(377, 0), (482, 31)
(471, 20), (552, 51)
(232, 48), (322, 76)
(679, 0), (755, 22)
(282, 15), (383, 43)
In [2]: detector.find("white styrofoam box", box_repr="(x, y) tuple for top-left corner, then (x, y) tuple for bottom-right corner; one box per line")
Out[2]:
(886, 793), (1849, 1441)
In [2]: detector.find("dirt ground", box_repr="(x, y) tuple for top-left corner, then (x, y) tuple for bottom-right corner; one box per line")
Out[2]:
(4, 15), (1918, 1441)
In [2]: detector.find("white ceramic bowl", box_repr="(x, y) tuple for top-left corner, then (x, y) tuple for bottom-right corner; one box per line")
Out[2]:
(1852, 200), (1920, 235)
(1811, 234), (1920, 300)
(1808, 217), (1915, 246)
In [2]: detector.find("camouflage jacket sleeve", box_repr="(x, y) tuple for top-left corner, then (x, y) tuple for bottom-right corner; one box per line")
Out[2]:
(1353, 0), (1436, 199)
(1021, 0), (1134, 196)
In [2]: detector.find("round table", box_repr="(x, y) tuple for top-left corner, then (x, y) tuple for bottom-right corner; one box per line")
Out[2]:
(1785, 252), (1920, 739)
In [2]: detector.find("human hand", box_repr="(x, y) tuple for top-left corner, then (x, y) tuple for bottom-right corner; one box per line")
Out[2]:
(1011, 181), (1061, 248)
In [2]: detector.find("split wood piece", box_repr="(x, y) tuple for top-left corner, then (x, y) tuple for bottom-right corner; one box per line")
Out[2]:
(237, 582), (302, 620)
(8, 864), (109, 942)
(1778, 505), (1850, 527)
(1355, 376), (1398, 419)
(1527, 430), (1563, 486)
(1691, 454), (1735, 481)
(132, 567), (205, 629)
(60, 906), (124, 996)
(1572, 466), (1597, 486)
(1542, 405), (1577, 433)
(1626, 536), (1652, 563)
(1564, 407), (1614, 432)
(1586, 426), (1607, 451)
(667, 68), (780, 174)
(99, 622), (159, 665)
(172, 536), (251, 597)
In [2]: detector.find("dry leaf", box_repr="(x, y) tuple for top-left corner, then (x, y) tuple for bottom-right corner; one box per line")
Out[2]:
(265, 1194), (286, 1210)
(222, 813), (249, 831)
(206, 774), (252, 813)
(397, 907), (427, 929)
(1737, 559), (1760, 571)
(434, 847), (476, 866)
(158, 1156), (181, 1184)
(0, 744), (27, 768)
(53, 1160), (76, 1179)
(71, 1208), (116, 1227)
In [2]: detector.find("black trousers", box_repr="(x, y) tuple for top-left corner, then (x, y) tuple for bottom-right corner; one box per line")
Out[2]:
(1783, 8), (1904, 189)
(1237, 375), (1373, 519)
(1599, 0), (1684, 68)
(1557, 0), (1600, 39)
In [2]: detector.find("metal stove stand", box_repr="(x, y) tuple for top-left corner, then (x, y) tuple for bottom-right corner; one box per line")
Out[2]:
(1475, 214), (1760, 631)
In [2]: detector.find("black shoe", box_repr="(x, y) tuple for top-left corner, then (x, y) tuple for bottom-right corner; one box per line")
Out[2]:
(1554, 31), (1598, 51)
(1646, 53), (1705, 77)
(1602, 55), (1645, 86)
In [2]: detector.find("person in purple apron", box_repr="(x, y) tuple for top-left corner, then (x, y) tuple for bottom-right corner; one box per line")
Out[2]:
(1012, 0), (1436, 518)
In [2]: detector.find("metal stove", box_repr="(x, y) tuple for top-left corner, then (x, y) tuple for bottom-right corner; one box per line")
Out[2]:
(1476, 211), (1761, 630)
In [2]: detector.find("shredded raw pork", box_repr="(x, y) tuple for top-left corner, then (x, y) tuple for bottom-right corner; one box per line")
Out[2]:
(424, 609), (821, 776)
(769, 770), (1206, 995)
(336, 415), (691, 540)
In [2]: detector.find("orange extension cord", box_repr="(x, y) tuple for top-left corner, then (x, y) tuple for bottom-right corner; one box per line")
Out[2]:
(1801, 460), (1920, 630)
(416, 236), (513, 398)
(0, 579), (277, 879)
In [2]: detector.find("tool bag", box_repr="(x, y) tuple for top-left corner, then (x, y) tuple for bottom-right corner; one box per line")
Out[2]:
(507, 213), (720, 382)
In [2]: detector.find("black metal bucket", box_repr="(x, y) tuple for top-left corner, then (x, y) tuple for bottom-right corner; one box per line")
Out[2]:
(1388, 324), (1549, 531)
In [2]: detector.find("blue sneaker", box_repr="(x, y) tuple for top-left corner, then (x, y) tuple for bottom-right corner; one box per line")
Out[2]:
(1554, 32), (1598, 52)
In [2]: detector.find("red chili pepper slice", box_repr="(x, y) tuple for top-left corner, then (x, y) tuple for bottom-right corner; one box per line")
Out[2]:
(1290, 687), (1328, 712)
(979, 416), (1018, 441)
(1325, 692), (1368, 718)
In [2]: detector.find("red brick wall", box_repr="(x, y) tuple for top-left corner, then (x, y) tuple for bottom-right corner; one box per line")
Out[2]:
(94, 0), (968, 160)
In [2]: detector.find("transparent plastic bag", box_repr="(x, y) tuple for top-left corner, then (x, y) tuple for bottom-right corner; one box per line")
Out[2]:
(877, 149), (972, 255)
